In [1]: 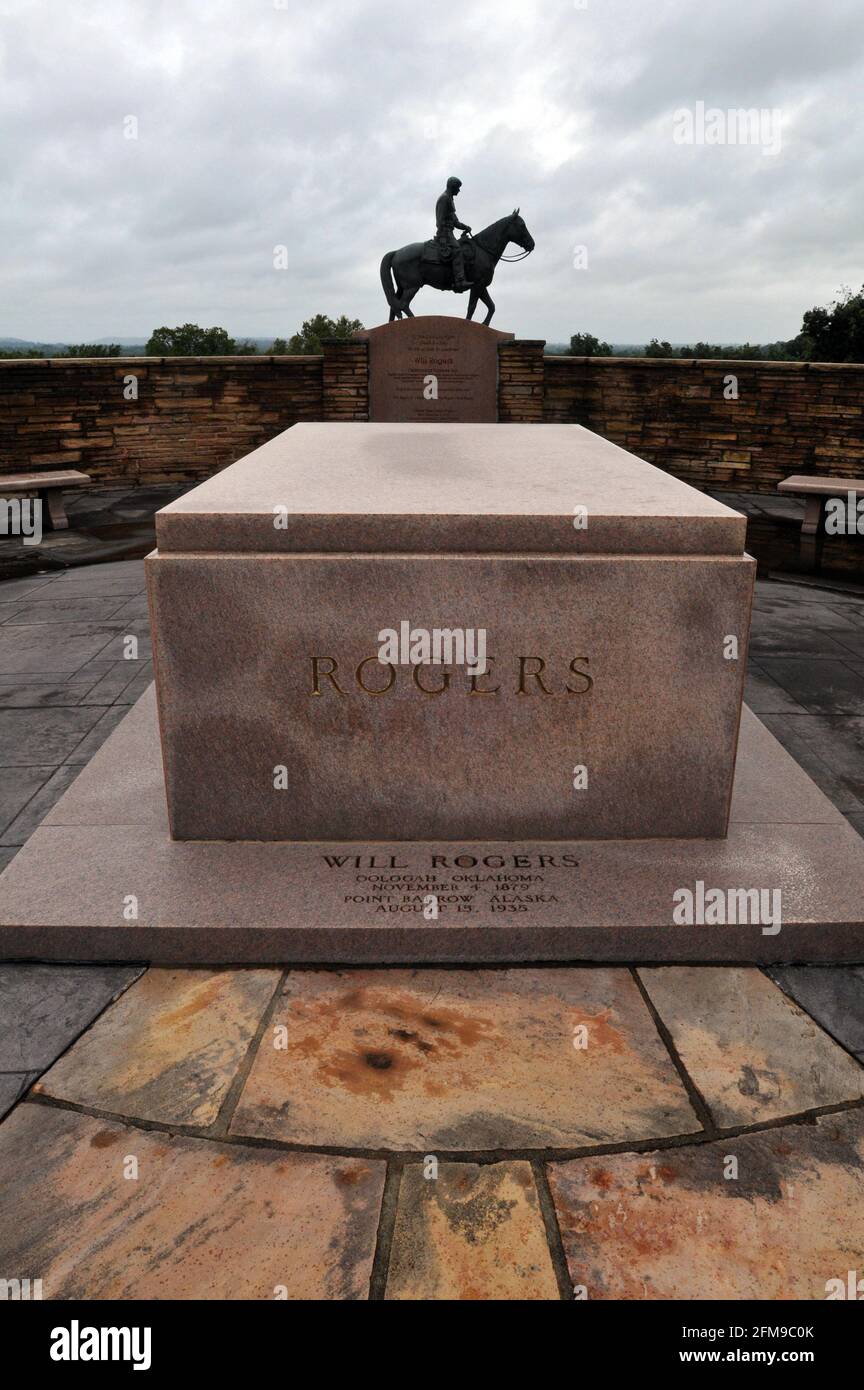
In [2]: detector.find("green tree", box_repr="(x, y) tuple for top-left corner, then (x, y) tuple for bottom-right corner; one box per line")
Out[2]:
(269, 337), (289, 354)
(645, 338), (676, 358)
(65, 343), (121, 357)
(792, 285), (864, 362)
(286, 314), (364, 354)
(146, 323), (238, 356)
(569, 331), (612, 357)
(644, 339), (801, 361)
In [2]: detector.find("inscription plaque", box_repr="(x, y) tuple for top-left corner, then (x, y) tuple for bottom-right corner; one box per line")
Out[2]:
(357, 315), (513, 422)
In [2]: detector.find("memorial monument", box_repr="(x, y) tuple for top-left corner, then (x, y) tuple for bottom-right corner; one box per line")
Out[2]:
(1, 418), (864, 964)
(145, 423), (752, 843)
(1, 205), (864, 965)
(379, 177), (534, 325)
(357, 318), (513, 423)
(357, 180), (533, 422)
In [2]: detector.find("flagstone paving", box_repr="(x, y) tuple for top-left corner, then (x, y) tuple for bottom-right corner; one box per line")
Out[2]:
(0, 1072), (35, 1121)
(639, 966), (864, 1126)
(0, 963), (142, 1071)
(769, 965), (864, 1061)
(548, 1110), (864, 1301)
(385, 1161), (560, 1300)
(0, 560), (150, 858)
(35, 968), (281, 1127)
(2, 959), (861, 1299)
(0, 1105), (384, 1300)
(1, 969), (863, 1301)
(0, 560), (862, 1299)
(229, 967), (699, 1151)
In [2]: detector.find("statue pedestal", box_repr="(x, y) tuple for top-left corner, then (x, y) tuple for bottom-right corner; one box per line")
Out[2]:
(356, 316), (513, 422)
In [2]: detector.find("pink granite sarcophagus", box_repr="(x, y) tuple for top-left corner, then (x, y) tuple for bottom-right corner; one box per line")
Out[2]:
(146, 422), (754, 841)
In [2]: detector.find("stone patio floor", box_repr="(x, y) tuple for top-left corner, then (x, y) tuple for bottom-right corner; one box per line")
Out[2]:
(1, 558), (863, 1299)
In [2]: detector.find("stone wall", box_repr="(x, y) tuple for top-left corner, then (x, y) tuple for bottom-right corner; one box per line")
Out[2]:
(2, 350), (864, 496)
(321, 339), (369, 421)
(0, 356), (324, 489)
(544, 355), (864, 492)
(498, 340), (546, 423)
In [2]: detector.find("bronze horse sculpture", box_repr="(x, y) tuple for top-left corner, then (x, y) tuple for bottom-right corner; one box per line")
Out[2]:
(380, 211), (534, 326)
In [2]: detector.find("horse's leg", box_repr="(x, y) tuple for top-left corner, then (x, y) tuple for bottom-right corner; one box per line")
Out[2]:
(478, 286), (495, 326)
(390, 274), (408, 320)
(388, 253), (413, 320)
(400, 287), (419, 318)
(386, 248), (425, 320)
(466, 289), (479, 321)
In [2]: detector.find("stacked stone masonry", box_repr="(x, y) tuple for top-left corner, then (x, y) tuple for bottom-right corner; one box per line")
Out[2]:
(545, 356), (864, 493)
(2, 352), (863, 494)
(0, 356), (324, 489)
(321, 339), (369, 422)
(497, 340), (546, 424)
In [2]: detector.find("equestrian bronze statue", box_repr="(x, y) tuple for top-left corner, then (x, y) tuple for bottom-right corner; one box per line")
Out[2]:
(380, 177), (534, 326)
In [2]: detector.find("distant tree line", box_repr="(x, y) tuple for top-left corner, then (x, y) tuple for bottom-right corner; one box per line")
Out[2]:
(0, 342), (124, 358)
(564, 285), (864, 363)
(143, 314), (364, 356)
(269, 314), (365, 355)
(6, 285), (864, 361)
(0, 314), (365, 359)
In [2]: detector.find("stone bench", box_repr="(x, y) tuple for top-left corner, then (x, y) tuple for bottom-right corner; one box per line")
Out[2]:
(777, 474), (864, 565)
(0, 469), (91, 531)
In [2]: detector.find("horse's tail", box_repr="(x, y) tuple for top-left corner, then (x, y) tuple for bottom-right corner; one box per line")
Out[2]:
(380, 250), (398, 309)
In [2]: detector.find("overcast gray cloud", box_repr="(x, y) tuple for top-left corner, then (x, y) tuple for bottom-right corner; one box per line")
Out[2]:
(2, 0), (863, 343)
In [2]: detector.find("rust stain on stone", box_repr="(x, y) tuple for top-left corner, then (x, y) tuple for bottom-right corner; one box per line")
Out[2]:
(284, 982), (498, 1103)
(589, 1166), (614, 1190)
(334, 1165), (370, 1188)
(388, 1027), (436, 1054)
(313, 1044), (424, 1100)
(550, 1111), (864, 1299)
(572, 1007), (629, 1055)
(230, 968), (698, 1150)
(90, 1129), (121, 1149)
(291, 984), (495, 1054)
(634, 1162), (679, 1186)
(158, 976), (226, 1030)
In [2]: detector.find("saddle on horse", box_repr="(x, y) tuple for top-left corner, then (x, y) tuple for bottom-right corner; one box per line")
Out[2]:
(421, 232), (476, 288)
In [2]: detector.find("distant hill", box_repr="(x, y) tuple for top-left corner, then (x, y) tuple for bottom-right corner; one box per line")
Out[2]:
(0, 337), (71, 354)
(0, 335), (278, 356)
(545, 342), (650, 356)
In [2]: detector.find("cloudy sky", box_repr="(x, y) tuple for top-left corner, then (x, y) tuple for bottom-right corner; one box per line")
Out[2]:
(2, 0), (863, 344)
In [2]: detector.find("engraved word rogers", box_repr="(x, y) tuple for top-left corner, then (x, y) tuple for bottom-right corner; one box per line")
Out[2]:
(309, 655), (594, 696)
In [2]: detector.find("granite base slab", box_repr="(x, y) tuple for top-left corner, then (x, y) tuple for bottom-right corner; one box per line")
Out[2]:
(0, 686), (862, 965)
